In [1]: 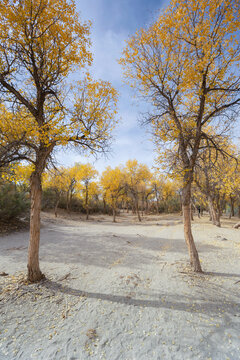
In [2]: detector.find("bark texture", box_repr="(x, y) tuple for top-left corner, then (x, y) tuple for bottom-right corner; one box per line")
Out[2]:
(208, 196), (221, 227)
(27, 171), (45, 282)
(135, 199), (141, 222)
(182, 180), (202, 272)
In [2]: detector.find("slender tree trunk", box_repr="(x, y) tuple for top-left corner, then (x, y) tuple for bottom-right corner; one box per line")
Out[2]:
(238, 205), (240, 218)
(85, 186), (89, 220)
(113, 207), (116, 222)
(145, 198), (149, 214)
(132, 201), (136, 214)
(208, 196), (218, 226)
(156, 197), (159, 214)
(216, 196), (221, 227)
(69, 190), (73, 212)
(230, 196), (235, 217)
(216, 213), (221, 227)
(66, 190), (70, 213)
(103, 198), (106, 214)
(182, 179), (202, 272)
(27, 171), (45, 282)
(135, 198), (141, 222)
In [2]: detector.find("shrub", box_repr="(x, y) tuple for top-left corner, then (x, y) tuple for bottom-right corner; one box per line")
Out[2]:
(0, 183), (30, 221)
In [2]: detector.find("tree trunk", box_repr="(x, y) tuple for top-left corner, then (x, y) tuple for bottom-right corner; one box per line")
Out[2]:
(156, 197), (159, 214)
(132, 201), (136, 214)
(238, 205), (240, 218)
(145, 198), (149, 214)
(135, 198), (141, 222)
(113, 207), (116, 222)
(208, 196), (219, 226)
(230, 196), (235, 217)
(141, 195), (144, 216)
(182, 180), (202, 272)
(27, 171), (45, 282)
(85, 186), (89, 220)
(103, 198), (106, 214)
(215, 212), (221, 227)
(66, 190), (70, 213)
(216, 196), (221, 227)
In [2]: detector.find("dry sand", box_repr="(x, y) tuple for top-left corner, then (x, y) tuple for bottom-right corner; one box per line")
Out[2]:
(0, 212), (240, 360)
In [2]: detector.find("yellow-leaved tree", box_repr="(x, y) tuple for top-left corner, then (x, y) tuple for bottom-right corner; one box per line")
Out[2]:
(124, 160), (152, 222)
(120, 0), (240, 272)
(42, 167), (70, 217)
(101, 166), (125, 222)
(193, 136), (239, 227)
(0, 0), (118, 281)
(76, 163), (98, 220)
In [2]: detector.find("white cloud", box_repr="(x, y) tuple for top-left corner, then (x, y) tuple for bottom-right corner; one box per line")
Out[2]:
(55, 0), (161, 174)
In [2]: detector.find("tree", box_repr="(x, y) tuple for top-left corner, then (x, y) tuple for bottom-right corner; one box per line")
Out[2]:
(77, 163), (98, 220)
(224, 158), (240, 219)
(0, 0), (118, 282)
(124, 160), (151, 222)
(151, 174), (164, 213)
(101, 166), (125, 222)
(64, 165), (81, 213)
(194, 147), (226, 227)
(193, 137), (239, 226)
(120, 0), (240, 272)
(42, 167), (69, 217)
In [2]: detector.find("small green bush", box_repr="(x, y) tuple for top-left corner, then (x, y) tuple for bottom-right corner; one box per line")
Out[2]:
(0, 183), (30, 221)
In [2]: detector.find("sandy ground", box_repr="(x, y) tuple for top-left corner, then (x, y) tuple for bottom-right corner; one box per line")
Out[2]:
(0, 211), (240, 360)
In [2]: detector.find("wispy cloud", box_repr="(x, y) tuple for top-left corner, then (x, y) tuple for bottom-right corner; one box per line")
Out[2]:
(56, 0), (169, 172)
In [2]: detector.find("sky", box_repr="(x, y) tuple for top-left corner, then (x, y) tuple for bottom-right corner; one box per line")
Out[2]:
(56, 0), (169, 173)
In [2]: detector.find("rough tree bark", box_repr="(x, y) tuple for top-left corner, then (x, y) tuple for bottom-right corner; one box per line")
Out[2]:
(135, 198), (141, 222)
(27, 170), (45, 282)
(208, 196), (220, 227)
(182, 177), (202, 272)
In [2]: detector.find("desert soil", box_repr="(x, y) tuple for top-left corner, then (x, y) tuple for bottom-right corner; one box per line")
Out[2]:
(0, 211), (240, 360)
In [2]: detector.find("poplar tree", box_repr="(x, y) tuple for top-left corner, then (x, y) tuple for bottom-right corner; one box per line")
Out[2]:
(0, 0), (118, 281)
(120, 0), (240, 271)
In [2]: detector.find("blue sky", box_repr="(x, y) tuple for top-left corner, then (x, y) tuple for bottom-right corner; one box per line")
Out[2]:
(57, 0), (169, 173)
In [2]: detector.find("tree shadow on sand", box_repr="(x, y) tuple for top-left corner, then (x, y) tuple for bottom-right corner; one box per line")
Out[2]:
(42, 279), (240, 317)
